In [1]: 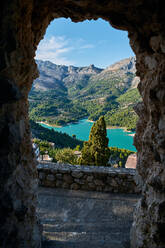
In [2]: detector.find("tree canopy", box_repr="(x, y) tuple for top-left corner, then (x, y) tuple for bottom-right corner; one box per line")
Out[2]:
(79, 116), (110, 166)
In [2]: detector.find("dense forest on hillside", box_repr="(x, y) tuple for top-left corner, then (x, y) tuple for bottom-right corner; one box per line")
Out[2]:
(30, 120), (83, 149)
(29, 57), (141, 131)
(29, 90), (88, 126)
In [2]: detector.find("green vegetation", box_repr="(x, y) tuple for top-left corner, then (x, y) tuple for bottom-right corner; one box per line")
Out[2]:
(33, 138), (57, 157)
(29, 81), (140, 131)
(29, 90), (88, 125)
(55, 148), (78, 164)
(78, 116), (110, 166)
(33, 138), (78, 164)
(29, 58), (141, 131)
(88, 88), (140, 131)
(30, 58), (138, 167)
(29, 88), (140, 130)
(117, 88), (140, 105)
(32, 117), (135, 167)
(30, 120), (83, 149)
(105, 107), (138, 131)
(33, 138), (134, 167)
(104, 88), (140, 131)
(108, 147), (134, 168)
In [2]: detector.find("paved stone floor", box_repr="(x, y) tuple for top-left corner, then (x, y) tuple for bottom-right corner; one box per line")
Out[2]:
(37, 187), (139, 248)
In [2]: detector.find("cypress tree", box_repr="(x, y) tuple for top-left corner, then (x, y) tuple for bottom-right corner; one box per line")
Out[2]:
(79, 116), (110, 166)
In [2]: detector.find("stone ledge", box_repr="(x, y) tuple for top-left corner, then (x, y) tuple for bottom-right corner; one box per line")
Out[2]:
(37, 161), (140, 194)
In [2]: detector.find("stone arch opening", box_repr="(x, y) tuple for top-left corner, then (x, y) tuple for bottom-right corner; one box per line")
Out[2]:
(1, 1), (165, 247)
(31, 17), (137, 159)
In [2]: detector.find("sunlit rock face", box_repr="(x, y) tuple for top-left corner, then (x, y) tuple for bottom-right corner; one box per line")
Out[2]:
(0, 1), (165, 247)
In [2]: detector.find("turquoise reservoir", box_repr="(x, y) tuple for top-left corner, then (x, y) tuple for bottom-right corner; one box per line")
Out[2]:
(40, 118), (136, 151)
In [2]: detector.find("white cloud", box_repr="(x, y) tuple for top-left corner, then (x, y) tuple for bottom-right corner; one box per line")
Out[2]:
(73, 38), (95, 50)
(35, 36), (74, 65)
(35, 35), (95, 65)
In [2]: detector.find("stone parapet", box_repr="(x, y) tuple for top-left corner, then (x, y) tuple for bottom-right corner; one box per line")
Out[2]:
(37, 161), (140, 194)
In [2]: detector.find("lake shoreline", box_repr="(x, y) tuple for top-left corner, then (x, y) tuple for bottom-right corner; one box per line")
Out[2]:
(39, 118), (136, 151)
(38, 117), (89, 128)
(39, 119), (135, 136)
(37, 121), (62, 128)
(127, 133), (135, 137)
(87, 119), (134, 134)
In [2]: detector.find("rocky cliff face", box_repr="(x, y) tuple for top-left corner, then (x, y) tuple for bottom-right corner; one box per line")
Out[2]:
(88, 57), (139, 94)
(34, 57), (138, 92)
(105, 57), (136, 73)
(34, 60), (103, 91)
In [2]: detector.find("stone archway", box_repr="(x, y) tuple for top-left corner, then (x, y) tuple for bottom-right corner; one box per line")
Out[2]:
(1, 1), (165, 247)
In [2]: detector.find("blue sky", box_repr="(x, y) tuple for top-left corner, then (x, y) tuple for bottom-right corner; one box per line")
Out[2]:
(36, 18), (134, 68)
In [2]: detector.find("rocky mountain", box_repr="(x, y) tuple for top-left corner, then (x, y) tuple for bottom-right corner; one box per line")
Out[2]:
(77, 57), (139, 101)
(33, 60), (103, 92)
(29, 57), (141, 130)
(105, 57), (136, 73)
(94, 57), (139, 89)
(33, 57), (139, 94)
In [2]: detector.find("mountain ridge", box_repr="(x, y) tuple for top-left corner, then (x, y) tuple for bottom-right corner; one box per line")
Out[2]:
(34, 57), (138, 92)
(34, 60), (103, 92)
(29, 57), (141, 130)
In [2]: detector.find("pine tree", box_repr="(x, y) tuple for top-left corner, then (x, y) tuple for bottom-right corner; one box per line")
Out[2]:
(79, 116), (110, 166)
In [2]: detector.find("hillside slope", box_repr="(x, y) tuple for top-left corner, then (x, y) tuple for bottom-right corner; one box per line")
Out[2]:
(29, 57), (141, 130)
(30, 120), (83, 149)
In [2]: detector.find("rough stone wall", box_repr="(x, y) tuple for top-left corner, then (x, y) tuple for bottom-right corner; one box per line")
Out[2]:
(38, 162), (139, 194)
(1, 1), (165, 247)
(130, 35), (165, 247)
(0, 1), (41, 247)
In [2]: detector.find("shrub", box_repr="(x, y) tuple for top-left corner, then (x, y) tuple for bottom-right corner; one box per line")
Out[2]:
(55, 148), (78, 164)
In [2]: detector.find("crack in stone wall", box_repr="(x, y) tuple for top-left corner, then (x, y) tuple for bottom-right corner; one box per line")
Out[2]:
(0, 1), (165, 247)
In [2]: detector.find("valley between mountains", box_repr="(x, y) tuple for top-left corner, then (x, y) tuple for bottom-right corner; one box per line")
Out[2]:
(29, 57), (141, 131)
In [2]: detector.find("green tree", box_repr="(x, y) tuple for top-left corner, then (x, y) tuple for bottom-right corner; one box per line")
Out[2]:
(79, 116), (110, 166)
(55, 148), (78, 164)
(119, 161), (122, 167)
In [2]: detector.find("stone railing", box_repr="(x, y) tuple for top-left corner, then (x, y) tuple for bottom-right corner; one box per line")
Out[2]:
(37, 161), (140, 194)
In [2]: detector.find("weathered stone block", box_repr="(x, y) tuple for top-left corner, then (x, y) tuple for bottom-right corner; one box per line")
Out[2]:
(80, 184), (89, 191)
(106, 177), (112, 185)
(56, 180), (63, 187)
(56, 173), (63, 180)
(38, 163), (138, 195)
(71, 171), (83, 179)
(88, 182), (95, 189)
(62, 182), (70, 189)
(74, 178), (85, 185)
(96, 186), (103, 191)
(104, 186), (113, 192)
(38, 172), (45, 180)
(71, 183), (80, 190)
(63, 174), (73, 184)
(44, 180), (55, 187)
(59, 168), (71, 174)
(47, 174), (55, 181)
(86, 175), (94, 182)
(110, 178), (118, 187)
(94, 179), (105, 186)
